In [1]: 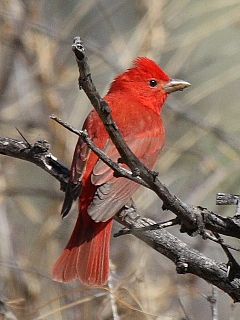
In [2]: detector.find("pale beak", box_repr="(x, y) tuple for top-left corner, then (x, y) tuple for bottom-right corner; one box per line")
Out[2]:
(164, 79), (191, 93)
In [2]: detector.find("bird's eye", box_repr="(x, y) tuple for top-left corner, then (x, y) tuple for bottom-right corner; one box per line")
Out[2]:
(149, 79), (158, 87)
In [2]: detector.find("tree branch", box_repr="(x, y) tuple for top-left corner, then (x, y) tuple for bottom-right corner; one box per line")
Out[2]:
(71, 37), (240, 238)
(50, 115), (148, 188)
(116, 206), (240, 302)
(2, 124), (240, 302)
(0, 137), (69, 191)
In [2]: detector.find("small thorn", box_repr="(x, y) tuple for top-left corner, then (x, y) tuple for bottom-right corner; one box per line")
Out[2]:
(113, 228), (131, 237)
(15, 128), (31, 147)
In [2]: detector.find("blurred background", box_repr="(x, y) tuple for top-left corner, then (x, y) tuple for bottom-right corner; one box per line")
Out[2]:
(0, 0), (240, 319)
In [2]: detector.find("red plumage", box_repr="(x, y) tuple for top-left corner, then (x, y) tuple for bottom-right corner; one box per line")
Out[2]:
(52, 57), (190, 286)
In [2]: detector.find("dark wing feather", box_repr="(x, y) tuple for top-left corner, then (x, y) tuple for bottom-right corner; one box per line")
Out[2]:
(61, 139), (90, 218)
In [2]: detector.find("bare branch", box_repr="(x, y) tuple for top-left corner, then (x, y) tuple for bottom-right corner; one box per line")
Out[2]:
(50, 110), (240, 240)
(2, 134), (240, 299)
(50, 114), (148, 188)
(116, 206), (240, 302)
(216, 193), (239, 206)
(71, 37), (240, 239)
(0, 137), (69, 190)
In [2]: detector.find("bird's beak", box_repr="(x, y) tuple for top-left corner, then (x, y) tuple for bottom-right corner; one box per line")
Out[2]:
(163, 79), (191, 94)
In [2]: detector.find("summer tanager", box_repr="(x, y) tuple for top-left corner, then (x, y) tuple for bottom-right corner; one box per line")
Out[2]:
(53, 57), (190, 286)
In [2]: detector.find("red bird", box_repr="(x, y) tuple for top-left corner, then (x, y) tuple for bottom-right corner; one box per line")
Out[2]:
(53, 57), (190, 286)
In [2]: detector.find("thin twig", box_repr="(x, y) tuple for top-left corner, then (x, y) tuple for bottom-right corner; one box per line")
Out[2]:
(50, 114), (148, 188)
(213, 232), (240, 280)
(202, 231), (240, 252)
(114, 218), (179, 237)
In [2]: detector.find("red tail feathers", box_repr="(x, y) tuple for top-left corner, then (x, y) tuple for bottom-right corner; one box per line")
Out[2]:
(52, 210), (113, 286)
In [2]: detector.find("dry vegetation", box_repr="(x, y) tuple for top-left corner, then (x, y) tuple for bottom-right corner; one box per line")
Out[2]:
(0, 0), (240, 319)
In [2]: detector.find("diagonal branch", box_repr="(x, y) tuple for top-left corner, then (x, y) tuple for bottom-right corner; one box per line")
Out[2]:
(50, 115), (148, 188)
(71, 37), (240, 239)
(115, 206), (240, 302)
(72, 38), (195, 225)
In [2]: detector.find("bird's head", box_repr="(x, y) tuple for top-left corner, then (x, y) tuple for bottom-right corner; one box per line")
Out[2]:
(108, 57), (190, 114)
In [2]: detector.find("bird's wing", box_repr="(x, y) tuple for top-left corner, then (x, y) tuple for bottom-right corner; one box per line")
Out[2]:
(61, 138), (91, 218)
(88, 133), (164, 222)
(61, 111), (98, 218)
